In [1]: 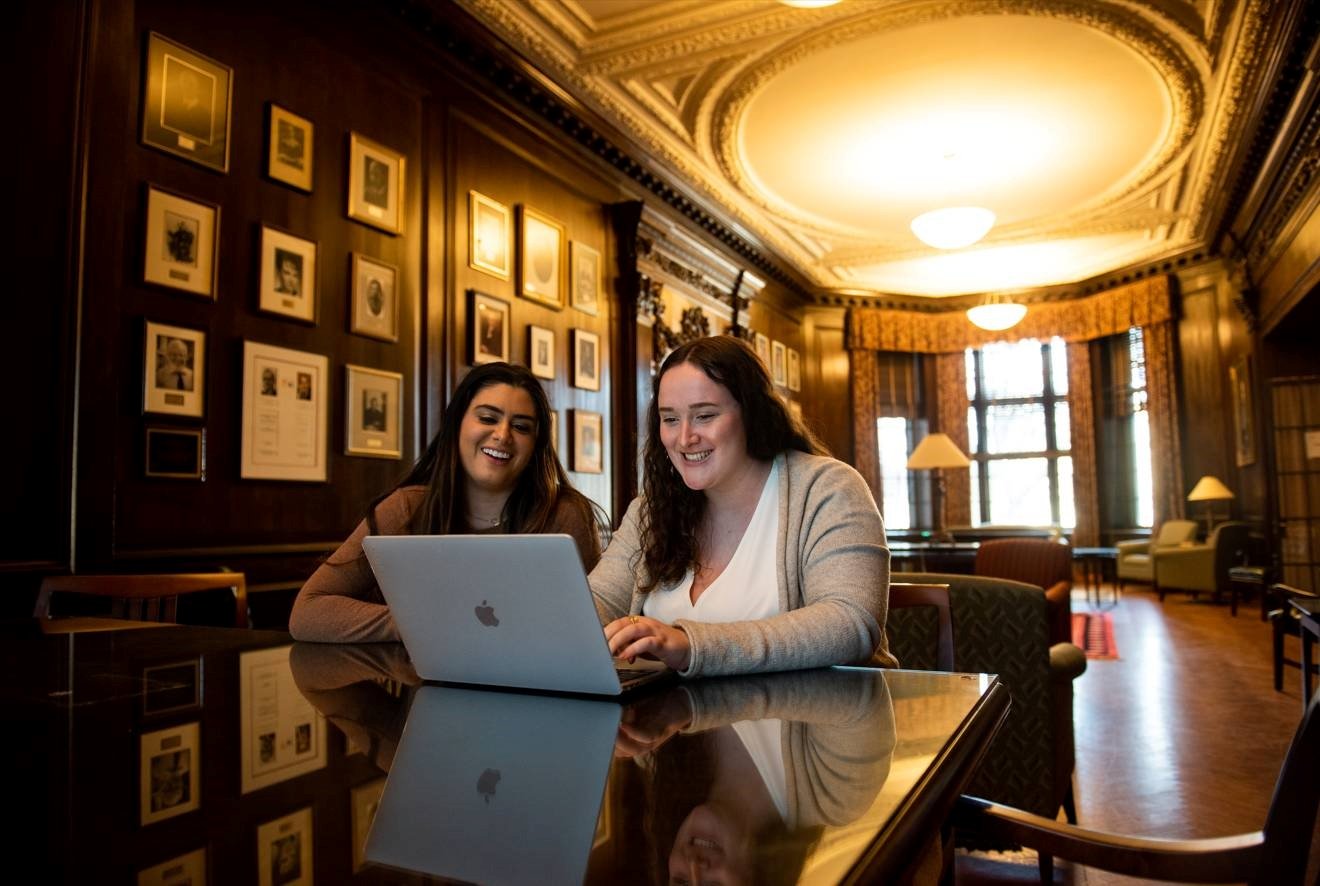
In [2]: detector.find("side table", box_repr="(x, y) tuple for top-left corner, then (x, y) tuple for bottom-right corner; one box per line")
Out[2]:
(1073, 546), (1119, 608)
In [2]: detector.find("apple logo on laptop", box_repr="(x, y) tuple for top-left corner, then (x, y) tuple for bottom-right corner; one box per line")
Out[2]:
(477, 768), (500, 803)
(475, 600), (499, 627)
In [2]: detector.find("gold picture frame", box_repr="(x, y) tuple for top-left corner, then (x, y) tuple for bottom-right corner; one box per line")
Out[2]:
(258, 225), (317, 324)
(140, 32), (232, 172)
(518, 205), (564, 309)
(350, 253), (399, 342)
(571, 409), (604, 474)
(570, 240), (600, 316)
(265, 103), (313, 192)
(469, 190), (510, 279)
(345, 364), (403, 460)
(347, 132), (405, 234)
(143, 184), (218, 299)
(144, 320), (206, 417)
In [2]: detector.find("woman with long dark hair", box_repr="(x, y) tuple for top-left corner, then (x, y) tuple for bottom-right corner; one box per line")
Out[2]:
(291, 362), (601, 642)
(591, 335), (895, 676)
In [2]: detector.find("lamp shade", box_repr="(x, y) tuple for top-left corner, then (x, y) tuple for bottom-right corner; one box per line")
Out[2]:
(1187, 475), (1234, 501)
(907, 433), (970, 470)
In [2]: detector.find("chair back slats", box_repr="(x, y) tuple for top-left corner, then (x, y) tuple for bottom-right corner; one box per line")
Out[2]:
(35, 573), (249, 628)
(1256, 690), (1320, 884)
(888, 582), (955, 671)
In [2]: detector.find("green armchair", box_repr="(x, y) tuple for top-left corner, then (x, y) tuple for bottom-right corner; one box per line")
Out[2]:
(1153, 521), (1252, 603)
(1115, 519), (1198, 589)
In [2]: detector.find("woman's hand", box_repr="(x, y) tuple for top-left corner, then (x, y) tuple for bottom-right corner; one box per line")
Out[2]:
(613, 688), (693, 758)
(604, 614), (692, 672)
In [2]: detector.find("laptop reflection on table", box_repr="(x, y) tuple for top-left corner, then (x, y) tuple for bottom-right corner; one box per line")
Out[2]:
(364, 684), (619, 885)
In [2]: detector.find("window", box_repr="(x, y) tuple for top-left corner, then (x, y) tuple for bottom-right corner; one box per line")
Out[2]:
(1127, 327), (1154, 528)
(877, 417), (912, 529)
(966, 337), (1074, 527)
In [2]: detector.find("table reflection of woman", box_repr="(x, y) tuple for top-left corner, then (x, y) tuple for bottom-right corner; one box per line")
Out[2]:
(289, 642), (420, 773)
(614, 668), (895, 886)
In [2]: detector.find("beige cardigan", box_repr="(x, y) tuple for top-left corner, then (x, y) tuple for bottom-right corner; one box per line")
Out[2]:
(590, 450), (896, 677)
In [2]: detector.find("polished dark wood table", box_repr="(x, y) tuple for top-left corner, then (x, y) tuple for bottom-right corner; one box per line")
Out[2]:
(9, 619), (1008, 884)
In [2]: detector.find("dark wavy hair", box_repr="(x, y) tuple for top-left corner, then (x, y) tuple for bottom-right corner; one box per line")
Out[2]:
(638, 336), (826, 592)
(372, 362), (599, 547)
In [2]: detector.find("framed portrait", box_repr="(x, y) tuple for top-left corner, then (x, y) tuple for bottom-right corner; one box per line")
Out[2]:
(787, 347), (801, 392)
(239, 645), (327, 794)
(755, 332), (770, 367)
(518, 205), (564, 309)
(469, 190), (510, 279)
(145, 427), (205, 480)
(771, 340), (787, 386)
(142, 659), (203, 717)
(570, 409), (603, 474)
(137, 848), (206, 886)
(140, 32), (232, 172)
(529, 325), (555, 380)
(469, 290), (510, 365)
(570, 241), (600, 316)
(549, 409), (559, 454)
(572, 328), (601, 391)
(350, 778), (386, 872)
(143, 185), (218, 298)
(1230, 355), (1257, 467)
(257, 807), (313, 886)
(266, 103), (313, 192)
(144, 320), (205, 417)
(346, 365), (402, 459)
(259, 225), (317, 323)
(350, 253), (398, 342)
(240, 341), (329, 482)
(139, 722), (201, 826)
(348, 132), (405, 234)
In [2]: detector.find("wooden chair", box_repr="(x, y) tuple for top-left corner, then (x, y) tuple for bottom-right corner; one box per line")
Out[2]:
(952, 689), (1320, 885)
(888, 582), (955, 671)
(34, 573), (249, 628)
(1269, 582), (1320, 693)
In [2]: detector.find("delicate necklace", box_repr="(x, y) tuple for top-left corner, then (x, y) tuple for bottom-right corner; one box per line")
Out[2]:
(466, 512), (502, 527)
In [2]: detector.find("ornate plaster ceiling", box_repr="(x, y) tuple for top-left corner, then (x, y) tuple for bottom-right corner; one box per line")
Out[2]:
(454, 0), (1272, 299)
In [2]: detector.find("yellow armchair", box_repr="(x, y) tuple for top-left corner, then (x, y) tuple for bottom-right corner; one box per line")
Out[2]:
(1153, 522), (1252, 603)
(1115, 520), (1198, 588)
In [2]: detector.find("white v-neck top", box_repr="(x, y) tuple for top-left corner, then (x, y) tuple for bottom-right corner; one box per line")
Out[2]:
(643, 461), (781, 623)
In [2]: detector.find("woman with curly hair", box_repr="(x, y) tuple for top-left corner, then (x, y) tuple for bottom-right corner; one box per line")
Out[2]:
(591, 335), (895, 676)
(291, 362), (602, 643)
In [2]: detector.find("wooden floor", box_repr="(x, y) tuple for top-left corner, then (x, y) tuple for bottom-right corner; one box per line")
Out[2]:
(954, 581), (1315, 885)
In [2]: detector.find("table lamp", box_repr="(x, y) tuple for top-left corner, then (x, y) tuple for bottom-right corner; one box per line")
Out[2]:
(1186, 475), (1233, 537)
(907, 433), (971, 542)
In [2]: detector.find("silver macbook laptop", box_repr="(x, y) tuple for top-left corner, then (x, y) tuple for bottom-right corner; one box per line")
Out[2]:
(365, 684), (618, 884)
(361, 534), (668, 696)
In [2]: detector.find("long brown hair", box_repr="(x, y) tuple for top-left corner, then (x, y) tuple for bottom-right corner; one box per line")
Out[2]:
(638, 336), (826, 592)
(374, 363), (599, 545)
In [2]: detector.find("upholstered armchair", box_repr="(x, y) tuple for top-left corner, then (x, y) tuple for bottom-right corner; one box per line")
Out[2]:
(1115, 519), (1198, 589)
(888, 572), (1087, 849)
(974, 538), (1073, 645)
(1153, 521), (1252, 603)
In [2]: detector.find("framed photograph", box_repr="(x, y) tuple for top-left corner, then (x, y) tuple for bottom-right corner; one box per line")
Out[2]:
(572, 328), (601, 391)
(240, 341), (329, 482)
(257, 807), (313, 886)
(529, 325), (555, 380)
(469, 290), (509, 365)
(771, 340), (787, 386)
(1230, 355), (1257, 467)
(139, 722), (201, 826)
(346, 365), (402, 459)
(259, 225), (317, 323)
(755, 332), (770, 368)
(570, 241), (601, 316)
(142, 659), (203, 717)
(144, 320), (206, 417)
(518, 205), (564, 309)
(239, 645), (327, 794)
(137, 848), (207, 886)
(787, 347), (801, 392)
(347, 132), (405, 234)
(469, 190), (510, 279)
(143, 185), (218, 298)
(145, 428), (205, 480)
(350, 253), (398, 342)
(549, 409), (559, 454)
(266, 103), (313, 191)
(570, 409), (603, 474)
(140, 32), (232, 172)
(350, 778), (386, 872)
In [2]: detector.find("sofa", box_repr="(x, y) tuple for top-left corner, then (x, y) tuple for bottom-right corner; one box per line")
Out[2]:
(1115, 519), (1199, 588)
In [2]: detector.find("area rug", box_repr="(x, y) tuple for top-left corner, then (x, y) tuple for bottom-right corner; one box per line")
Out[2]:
(1072, 612), (1119, 659)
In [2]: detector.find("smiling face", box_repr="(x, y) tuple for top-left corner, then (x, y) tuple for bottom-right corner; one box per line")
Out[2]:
(668, 803), (755, 886)
(657, 362), (756, 497)
(458, 383), (537, 497)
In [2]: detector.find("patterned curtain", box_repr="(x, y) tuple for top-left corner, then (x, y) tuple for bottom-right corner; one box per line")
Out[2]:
(1067, 345), (1100, 546)
(1143, 320), (1185, 526)
(935, 353), (971, 528)
(849, 348), (882, 503)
